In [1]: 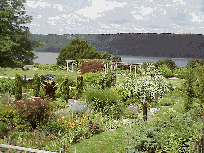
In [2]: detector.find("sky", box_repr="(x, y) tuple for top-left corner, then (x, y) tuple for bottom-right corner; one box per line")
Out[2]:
(24, 0), (204, 35)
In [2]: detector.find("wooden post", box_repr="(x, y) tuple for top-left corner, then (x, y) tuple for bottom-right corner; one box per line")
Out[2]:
(72, 62), (74, 72)
(67, 61), (69, 72)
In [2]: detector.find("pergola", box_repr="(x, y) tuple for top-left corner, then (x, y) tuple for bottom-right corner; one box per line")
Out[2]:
(65, 60), (76, 72)
(129, 63), (142, 77)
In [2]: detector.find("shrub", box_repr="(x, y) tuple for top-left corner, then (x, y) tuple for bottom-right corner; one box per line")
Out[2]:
(186, 59), (204, 68)
(182, 67), (196, 111)
(126, 111), (202, 152)
(81, 61), (104, 74)
(13, 98), (52, 129)
(0, 121), (8, 136)
(158, 64), (173, 78)
(42, 80), (58, 99)
(76, 75), (84, 99)
(14, 73), (22, 100)
(59, 76), (70, 101)
(83, 72), (102, 87)
(154, 59), (177, 70)
(0, 78), (15, 96)
(32, 73), (41, 97)
(85, 88), (123, 117)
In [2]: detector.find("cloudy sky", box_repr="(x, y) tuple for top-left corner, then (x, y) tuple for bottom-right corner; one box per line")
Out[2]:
(24, 0), (204, 34)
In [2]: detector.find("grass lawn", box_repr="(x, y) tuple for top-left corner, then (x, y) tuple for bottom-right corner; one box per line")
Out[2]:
(0, 68), (80, 78)
(67, 127), (127, 153)
(165, 78), (185, 88)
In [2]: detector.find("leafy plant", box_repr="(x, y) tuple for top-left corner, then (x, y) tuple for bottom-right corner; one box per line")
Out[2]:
(14, 73), (22, 100)
(182, 67), (196, 111)
(0, 78), (15, 96)
(13, 98), (52, 129)
(85, 88), (123, 117)
(76, 75), (84, 99)
(42, 80), (58, 99)
(32, 73), (41, 97)
(154, 59), (177, 70)
(59, 76), (70, 101)
(122, 73), (169, 121)
(81, 61), (104, 74)
(158, 64), (173, 78)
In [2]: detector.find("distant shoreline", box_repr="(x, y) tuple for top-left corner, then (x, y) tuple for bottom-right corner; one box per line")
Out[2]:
(33, 51), (201, 59)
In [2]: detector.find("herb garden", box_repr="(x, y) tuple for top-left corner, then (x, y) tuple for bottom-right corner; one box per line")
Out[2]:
(0, 59), (204, 153)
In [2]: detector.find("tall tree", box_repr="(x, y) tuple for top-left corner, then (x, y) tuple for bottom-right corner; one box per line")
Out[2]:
(57, 37), (100, 65)
(0, 0), (44, 68)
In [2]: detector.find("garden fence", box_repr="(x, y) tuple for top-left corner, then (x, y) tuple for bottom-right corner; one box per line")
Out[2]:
(0, 144), (65, 153)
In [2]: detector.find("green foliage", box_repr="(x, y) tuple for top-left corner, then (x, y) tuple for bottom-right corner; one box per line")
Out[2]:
(76, 75), (84, 99)
(32, 73), (41, 97)
(57, 37), (100, 65)
(59, 76), (70, 101)
(83, 72), (102, 87)
(182, 67), (196, 111)
(13, 98), (52, 129)
(122, 73), (169, 103)
(0, 78), (15, 96)
(0, 121), (8, 136)
(111, 55), (122, 62)
(37, 64), (66, 71)
(154, 59), (177, 70)
(194, 64), (204, 116)
(99, 51), (111, 60)
(142, 62), (158, 76)
(126, 110), (202, 153)
(85, 88), (123, 117)
(83, 72), (115, 89)
(186, 59), (204, 68)
(157, 64), (173, 78)
(173, 67), (188, 79)
(14, 73), (22, 100)
(0, 0), (45, 68)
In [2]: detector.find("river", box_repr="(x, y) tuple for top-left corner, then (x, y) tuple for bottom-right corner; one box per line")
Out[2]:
(33, 51), (194, 67)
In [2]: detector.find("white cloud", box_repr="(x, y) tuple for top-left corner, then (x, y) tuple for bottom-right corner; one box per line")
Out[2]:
(48, 16), (61, 20)
(190, 12), (203, 22)
(140, 5), (153, 16)
(173, 0), (186, 5)
(54, 4), (64, 11)
(37, 15), (42, 19)
(26, 0), (51, 8)
(47, 21), (56, 25)
(75, 0), (127, 19)
(131, 6), (153, 21)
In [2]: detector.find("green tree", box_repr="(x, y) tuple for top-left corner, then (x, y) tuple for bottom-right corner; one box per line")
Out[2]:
(182, 67), (196, 111)
(186, 59), (204, 68)
(99, 51), (111, 60)
(122, 73), (169, 121)
(14, 73), (22, 100)
(111, 55), (122, 62)
(154, 59), (177, 70)
(158, 64), (173, 78)
(57, 37), (100, 65)
(32, 73), (41, 97)
(0, 0), (45, 68)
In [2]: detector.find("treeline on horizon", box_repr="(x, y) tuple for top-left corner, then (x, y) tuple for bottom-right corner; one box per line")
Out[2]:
(28, 33), (204, 58)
